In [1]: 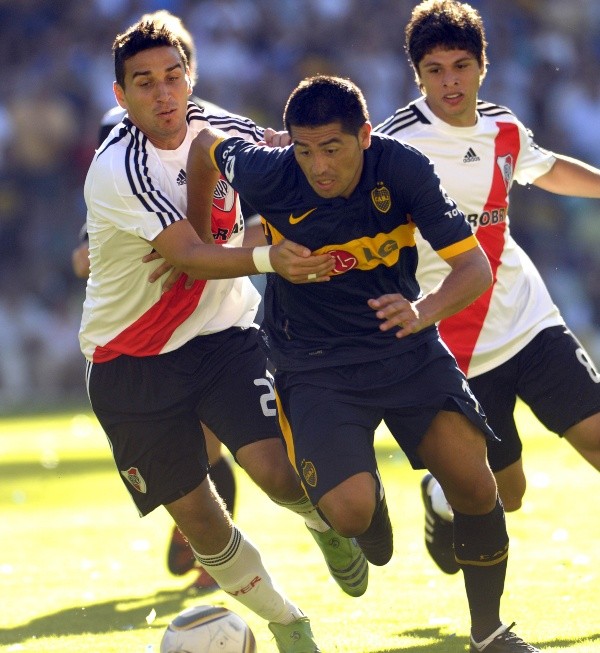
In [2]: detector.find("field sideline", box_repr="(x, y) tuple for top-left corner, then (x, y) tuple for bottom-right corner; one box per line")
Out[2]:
(0, 403), (598, 652)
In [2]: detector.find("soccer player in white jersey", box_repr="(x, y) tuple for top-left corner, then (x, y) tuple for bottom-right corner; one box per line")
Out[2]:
(80, 18), (365, 653)
(377, 3), (600, 649)
(73, 9), (240, 594)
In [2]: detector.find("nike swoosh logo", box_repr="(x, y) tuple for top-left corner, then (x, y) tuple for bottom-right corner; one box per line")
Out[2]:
(289, 208), (317, 224)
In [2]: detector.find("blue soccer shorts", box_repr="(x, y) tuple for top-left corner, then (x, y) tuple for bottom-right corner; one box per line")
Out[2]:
(275, 337), (495, 504)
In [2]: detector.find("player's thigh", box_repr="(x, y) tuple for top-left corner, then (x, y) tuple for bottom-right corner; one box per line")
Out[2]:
(418, 408), (496, 514)
(381, 340), (495, 475)
(235, 436), (301, 500)
(516, 326), (600, 436)
(203, 424), (223, 464)
(276, 378), (382, 506)
(195, 327), (281, 456)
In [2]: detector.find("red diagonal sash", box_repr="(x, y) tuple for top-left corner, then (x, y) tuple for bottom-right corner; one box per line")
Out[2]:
(438, 122), (520, 373)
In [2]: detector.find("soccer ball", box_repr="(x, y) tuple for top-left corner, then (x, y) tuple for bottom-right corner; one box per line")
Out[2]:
(160, 605), (257, 653)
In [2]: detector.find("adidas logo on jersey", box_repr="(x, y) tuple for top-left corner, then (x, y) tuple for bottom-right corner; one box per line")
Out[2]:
(463, 148), (480, 163)
(176, 169), (187, 186)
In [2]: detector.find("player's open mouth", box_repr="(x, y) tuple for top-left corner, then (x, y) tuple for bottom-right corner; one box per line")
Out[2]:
(315, 179), (334, 190)
(444, 93), (463, 105)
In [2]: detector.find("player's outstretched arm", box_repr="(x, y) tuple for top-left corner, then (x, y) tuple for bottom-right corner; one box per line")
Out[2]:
(533, 154), (600, 197)
(150, 220), (332, 284)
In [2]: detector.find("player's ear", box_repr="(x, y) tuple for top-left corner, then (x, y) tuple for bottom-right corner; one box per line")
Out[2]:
(114, 81), (127, 110)
(479, 61), (487, 85)
(359, 122), (372, 150)
(186, 68), (193, 96)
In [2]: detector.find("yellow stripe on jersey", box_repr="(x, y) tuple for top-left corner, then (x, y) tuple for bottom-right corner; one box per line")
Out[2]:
(208, 137), (225, 169)
(436, 233), (479, 260)
(267, 221), (418, 271)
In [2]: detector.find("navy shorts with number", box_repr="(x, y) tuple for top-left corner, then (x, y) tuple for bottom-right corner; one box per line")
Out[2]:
(468, 325), (600, 472)
(275, 336), (496, 504)
(86, 327), (279, 516)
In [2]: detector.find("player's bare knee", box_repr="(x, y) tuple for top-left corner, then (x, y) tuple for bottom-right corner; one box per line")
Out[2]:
(501, 495), (522, 512)
(565, 416), (600, 470)
(319, 489), (375, 537)
(446, 472), (497, 514)
(325, 508), (373, 538)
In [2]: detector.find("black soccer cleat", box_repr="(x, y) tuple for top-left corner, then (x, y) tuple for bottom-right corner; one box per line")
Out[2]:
(355, 494), (394, 566)
(470, 623), (541, 652)
(421, 473), (460, 575)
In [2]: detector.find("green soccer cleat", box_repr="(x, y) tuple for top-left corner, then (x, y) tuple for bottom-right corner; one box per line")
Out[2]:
(307, 526), (369, 597)
(268, 616), (321, 653)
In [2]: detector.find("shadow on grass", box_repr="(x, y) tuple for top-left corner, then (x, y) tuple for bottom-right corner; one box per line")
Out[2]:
(370, 626), (600, 652)
(0, 585), (220, 645)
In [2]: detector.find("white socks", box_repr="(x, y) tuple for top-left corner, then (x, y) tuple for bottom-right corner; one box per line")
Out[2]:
(192, 526), (303, 625)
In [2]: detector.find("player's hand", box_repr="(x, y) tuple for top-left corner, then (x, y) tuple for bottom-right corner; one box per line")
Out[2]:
(368, 293), (422, 338)
(143, 250), (194, 291)
(261, 128), (291, 148)
(270, 239), (334, 283)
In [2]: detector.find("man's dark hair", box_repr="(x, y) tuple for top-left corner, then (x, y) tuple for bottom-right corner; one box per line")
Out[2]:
(113, 19), (188, 88)
(283, 75), (370, 135)
(405, 0), (487, 71)
(139, 10), (197, 84)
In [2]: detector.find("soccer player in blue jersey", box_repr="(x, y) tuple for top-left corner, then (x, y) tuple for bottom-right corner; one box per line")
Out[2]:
(81, 20), (370, 652)
(187, 74), (544, 652)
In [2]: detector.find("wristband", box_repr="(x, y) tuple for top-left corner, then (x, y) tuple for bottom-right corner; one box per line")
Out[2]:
(252, 245), (275, 273)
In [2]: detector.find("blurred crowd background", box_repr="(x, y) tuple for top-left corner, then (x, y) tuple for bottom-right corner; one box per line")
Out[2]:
(1, 0), (600, 413)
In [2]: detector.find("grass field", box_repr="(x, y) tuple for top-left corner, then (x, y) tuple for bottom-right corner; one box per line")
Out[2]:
(1, 404), (598, 652)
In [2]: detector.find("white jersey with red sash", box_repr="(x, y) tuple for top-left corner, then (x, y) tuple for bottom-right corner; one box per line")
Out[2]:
(80, 102), (264, 362)
(376, 97), (564, 377)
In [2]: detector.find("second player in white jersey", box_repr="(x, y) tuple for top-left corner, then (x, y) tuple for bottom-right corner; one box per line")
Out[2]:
(377, 96), (562, 377)
(383, 3), (600, 604)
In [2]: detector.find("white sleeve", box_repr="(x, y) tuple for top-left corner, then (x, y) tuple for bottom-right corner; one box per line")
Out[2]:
(514, 121), (556, 185)
(86, 149), (184, 243)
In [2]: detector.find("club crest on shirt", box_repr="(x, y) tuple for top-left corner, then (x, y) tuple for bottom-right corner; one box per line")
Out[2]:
(302, 460), (317, 487)
(213, 177), (235, 212)
(371, 183), (391, 213)
(496, 154), (514, 194)
(121, 466), (147, 493)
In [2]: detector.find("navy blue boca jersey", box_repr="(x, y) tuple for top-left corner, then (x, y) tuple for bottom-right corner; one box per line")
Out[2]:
(212, 133), (477, 371)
